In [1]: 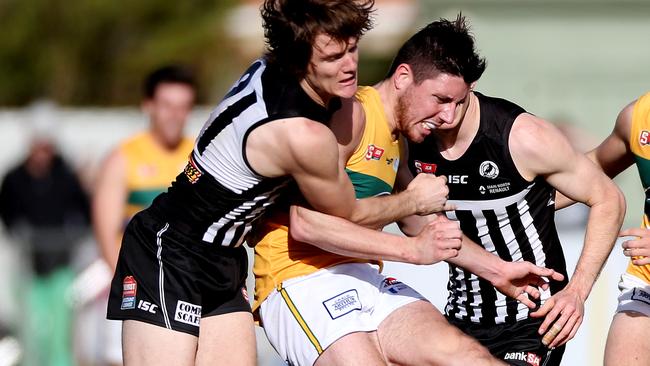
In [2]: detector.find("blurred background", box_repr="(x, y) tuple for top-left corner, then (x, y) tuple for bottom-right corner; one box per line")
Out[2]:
(0, 0), (649, 365)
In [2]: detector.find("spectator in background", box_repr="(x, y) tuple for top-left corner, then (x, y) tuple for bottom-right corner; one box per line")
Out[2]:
(0, 110), (90, 366)
(90, 65), (196, 365)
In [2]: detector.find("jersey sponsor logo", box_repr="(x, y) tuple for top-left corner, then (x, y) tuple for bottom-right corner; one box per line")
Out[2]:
(479, 161), (499, 179)
(137, 300), (158, 314)
(485, 182), (511, 194)
(175, 300), (201, 327)
(120, 276), (137, 310)
(365, 145), (385, 160)
(640, 130), (650, 146)
(503, 351), (541, 366)
(448, 175), (469, 184)
(414, 160), (437, 174)
(322, 290), (362, 319)
(382, 277), (408, 294)
(184, 155), (202, 184)
(631, 288), (650, 305)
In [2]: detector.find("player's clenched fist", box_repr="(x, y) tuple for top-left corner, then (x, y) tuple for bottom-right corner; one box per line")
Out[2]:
(411, 215), (462, 264)
(405, 174), (454, 215)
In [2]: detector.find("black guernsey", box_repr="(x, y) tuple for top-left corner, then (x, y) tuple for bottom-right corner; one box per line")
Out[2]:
(151, 58), (336, 248)
(408, 92), (569, 326)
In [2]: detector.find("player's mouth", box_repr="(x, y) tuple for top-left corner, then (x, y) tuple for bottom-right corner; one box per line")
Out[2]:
(339, 74), (357, 86)
(422, 119), (437, 131)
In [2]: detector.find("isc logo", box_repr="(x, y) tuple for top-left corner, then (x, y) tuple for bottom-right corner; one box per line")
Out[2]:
(138, 300), (158, 314)
(448, 175), (468, 184)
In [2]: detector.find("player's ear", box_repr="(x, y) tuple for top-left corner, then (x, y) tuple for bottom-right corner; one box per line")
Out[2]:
(394, 63), (413, 91)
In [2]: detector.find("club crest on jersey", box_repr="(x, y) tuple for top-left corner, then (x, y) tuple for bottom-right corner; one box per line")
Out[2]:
(365, 145), (385, 160)
(184, 155), (202, 184)
(414, 160), (437, 174)
(640, 130), (650, 146)
(121, 276), (137, 310)
(479, 161), (499, 179)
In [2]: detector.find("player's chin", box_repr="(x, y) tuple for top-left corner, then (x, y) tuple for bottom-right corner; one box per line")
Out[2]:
(336, 78), (357, 98)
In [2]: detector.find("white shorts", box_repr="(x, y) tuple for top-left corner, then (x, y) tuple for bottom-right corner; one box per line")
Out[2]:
(615, 272), (650, 316)
(259, 263), (425, 366)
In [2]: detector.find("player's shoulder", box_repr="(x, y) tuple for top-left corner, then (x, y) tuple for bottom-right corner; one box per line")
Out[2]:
(510, 114), (566, 158)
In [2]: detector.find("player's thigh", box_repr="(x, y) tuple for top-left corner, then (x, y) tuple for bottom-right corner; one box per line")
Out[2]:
(315, 331), (386, 366)
(605, 311), (650, 366)
(122, 320), (197, 366)
(196, 311), (256, 366)
(377, 300), (497, 366)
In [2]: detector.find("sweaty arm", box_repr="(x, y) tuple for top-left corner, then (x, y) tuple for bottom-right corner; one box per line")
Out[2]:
(511, 114), (625, 348)
(92, 148), (128, 271)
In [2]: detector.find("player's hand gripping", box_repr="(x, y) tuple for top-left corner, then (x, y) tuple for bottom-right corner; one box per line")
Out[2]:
(530, 286), (585, 348)
(620, 227), (650, 265)
(405, 174), (454, 215)
(410, 215), (462, 264)
(491, 261), (565, 309)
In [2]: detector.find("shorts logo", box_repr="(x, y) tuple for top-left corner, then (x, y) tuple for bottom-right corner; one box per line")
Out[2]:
(382, 277), (407, 294)
(503, 351), (541, 366)
(479, 161), (499, 179)
(175, 300), (201, 327)
(120, 276), (137, 310)
(322, 290), (361, 320)
(241, 287), (249, 302)
(631, 288), (650, 305)
(365, 145), (385, 160)
(640, 130), (650, 146)
(137, 300), (158, 314)
(414, 160), (437, 174)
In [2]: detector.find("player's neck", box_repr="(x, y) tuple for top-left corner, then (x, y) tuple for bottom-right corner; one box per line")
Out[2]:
(299, 78), (330, 108)
(373, 80), (398, 135)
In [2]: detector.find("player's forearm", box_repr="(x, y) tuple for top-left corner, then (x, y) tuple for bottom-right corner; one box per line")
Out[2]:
(446, 234), (504, 283)
(349, 190), (417, 229)
(290, 205), (417, 262)
(569, 188), (625, 299)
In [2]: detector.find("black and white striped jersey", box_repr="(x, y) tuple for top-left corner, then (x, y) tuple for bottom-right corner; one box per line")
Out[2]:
(408, 92), (569, 325)
(149, 58), (337, 248)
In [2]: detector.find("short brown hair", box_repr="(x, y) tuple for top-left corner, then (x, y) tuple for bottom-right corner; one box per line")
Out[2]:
(386, 14), (486, 85)
(262, 0), (374, 79)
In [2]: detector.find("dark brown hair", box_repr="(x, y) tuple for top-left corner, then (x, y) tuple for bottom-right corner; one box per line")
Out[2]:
(143, 65), (196, 99)
(386, 14), (486, 84)
(261, 0), (374, 79)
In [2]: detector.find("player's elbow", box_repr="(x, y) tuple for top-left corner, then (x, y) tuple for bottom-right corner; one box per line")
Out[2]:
(288, 206), (312, 243)
(597, 183), (626, 224)
(610, 185), (627, 223)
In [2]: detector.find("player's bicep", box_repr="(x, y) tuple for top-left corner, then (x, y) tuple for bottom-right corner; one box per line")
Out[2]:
(510, 114), (617, 206)
(287, 123), (356, 218)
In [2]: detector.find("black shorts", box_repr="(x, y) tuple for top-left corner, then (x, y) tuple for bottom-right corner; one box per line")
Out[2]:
(447, 316), (565, 366)
(107, 210), (251, 337)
